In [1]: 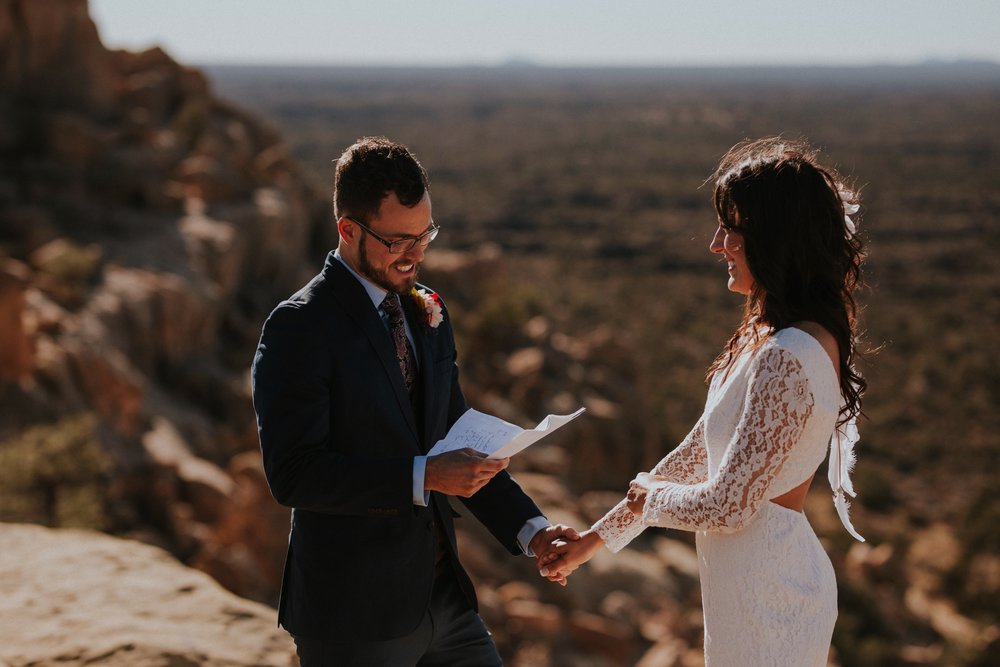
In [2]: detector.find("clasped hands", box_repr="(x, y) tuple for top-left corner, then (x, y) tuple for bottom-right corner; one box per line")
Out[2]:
(425, 449), (659, 587)
(533, 474), (657, 584)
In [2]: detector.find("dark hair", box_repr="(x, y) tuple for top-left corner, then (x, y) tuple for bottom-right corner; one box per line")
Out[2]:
(708, 137), (866, 425)
(334, 136), (429, 222)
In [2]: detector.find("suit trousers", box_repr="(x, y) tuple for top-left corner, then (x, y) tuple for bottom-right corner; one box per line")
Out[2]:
(291, 564), (502, 667)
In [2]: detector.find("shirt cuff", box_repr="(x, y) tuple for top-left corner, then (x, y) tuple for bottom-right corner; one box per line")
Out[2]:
(413, 456), (430, 506)
(516, 515), (551, 556)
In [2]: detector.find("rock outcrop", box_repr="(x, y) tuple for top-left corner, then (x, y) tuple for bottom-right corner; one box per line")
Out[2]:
(0, 522), (296, 667)
(0, 0), (325, 607)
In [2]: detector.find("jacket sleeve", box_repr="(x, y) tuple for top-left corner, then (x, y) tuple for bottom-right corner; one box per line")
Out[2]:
(252, 302), (413, 516)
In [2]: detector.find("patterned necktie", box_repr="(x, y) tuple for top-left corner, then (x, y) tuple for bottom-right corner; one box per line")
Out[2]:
(381, 293), (417, 393)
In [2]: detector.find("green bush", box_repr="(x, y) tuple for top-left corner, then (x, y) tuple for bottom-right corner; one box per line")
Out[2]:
(0, 413), (110, 529)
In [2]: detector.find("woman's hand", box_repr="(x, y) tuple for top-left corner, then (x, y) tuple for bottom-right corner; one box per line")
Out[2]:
(537, 530), (605, 583)
(626, 478), (649, 515)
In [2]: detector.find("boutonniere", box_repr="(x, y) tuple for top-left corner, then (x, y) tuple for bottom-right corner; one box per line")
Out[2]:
(410, 287), (444, 328)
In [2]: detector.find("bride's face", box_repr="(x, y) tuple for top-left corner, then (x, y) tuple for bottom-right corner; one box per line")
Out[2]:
(710, 217), (754, 295)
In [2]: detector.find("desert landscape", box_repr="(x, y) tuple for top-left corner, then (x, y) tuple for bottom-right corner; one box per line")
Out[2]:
(1, 1), (998, 665)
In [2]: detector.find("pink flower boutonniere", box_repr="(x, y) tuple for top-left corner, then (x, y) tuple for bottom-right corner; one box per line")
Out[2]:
(411, 288), (444, 328)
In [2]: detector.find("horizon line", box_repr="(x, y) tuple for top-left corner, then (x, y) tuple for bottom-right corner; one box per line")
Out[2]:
(194, 57), (1000, 70)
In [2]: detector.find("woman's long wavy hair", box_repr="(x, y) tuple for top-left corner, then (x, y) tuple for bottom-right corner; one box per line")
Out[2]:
(707, 137), (866, 425)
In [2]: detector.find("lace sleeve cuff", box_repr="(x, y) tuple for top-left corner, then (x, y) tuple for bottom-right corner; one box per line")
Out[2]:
(592, 499), (646, 553)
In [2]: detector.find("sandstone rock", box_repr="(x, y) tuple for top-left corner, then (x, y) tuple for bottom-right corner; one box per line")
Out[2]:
(505, 599), (563, 638)
(179, 209), (243, 298)
(562, 544), (682, 618)
(517, 443), (570, 478)
(507, 347), (545, 377)
(844, 540), (894, 584)
(193, 452), (291, 605)
(512, 472), (572, 510)
(523, 315), (550, 341)
(635, 638), (686, 667)
(1, 0), (117, 111)
(652, 536), (700, 581)
(905, 522), (962, 594)
(0, 259), (34, 383)
(141, 417), (237, 526)
(903, 586), (997, 651)
(419, 244), (506, 310)
(46, 111), (107, 165)
(91, 266), (218, 373)
(583, 395), (621, 420)
(637, 605), (686, 645)
(578, 490), (627, 524)
(0, 523), (296, 666)
(567, 610), (636, 665)
(965, 552), (1000, 600)
(63, 339), (144, 436)
(497, 580), (542, 604)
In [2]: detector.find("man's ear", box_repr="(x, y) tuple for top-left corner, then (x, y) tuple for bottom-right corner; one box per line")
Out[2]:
(337, 217), (356, 245)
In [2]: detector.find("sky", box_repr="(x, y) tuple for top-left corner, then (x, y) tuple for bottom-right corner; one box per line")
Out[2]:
(89, 0), (1000, 67)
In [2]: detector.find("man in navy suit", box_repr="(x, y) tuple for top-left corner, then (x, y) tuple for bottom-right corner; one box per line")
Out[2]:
(252, 136), (577, 665)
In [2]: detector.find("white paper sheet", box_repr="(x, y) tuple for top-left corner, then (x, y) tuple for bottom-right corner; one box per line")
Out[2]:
(427, 407), (586, 459)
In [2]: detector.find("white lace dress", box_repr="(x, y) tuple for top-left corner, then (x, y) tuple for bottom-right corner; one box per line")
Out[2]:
(594, 328), (863, 667)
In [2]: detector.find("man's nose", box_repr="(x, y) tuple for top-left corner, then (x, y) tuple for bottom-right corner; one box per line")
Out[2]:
(405, 242), (426, 262)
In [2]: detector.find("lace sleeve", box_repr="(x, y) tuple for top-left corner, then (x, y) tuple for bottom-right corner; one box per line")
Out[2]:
(641, 346), (815, 534)
(592, 419), (708, 553)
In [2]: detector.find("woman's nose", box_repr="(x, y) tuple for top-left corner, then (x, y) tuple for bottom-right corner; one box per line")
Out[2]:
(709, 226), (725, 254)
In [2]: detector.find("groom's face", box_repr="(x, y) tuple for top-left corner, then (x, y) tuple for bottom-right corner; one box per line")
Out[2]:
(356, 191), (433, 294)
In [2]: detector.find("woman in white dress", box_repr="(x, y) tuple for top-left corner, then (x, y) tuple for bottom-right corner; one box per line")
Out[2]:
(541, 137), (868, 666)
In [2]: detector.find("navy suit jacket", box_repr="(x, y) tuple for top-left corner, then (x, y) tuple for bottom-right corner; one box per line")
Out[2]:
(252, 252), (543, 640)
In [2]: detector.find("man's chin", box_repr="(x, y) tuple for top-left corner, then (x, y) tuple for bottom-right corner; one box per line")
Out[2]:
(378, 275), (417, 295)
(360, 267), (418, 294)
(394, 276), (418, 294)
(391, 268), (419, 293)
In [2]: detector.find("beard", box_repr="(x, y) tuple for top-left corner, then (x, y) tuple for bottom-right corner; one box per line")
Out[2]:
(358, 238), (419, 294)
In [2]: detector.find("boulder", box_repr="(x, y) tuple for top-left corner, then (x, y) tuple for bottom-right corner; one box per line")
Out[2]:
(0, 523), (296, 666)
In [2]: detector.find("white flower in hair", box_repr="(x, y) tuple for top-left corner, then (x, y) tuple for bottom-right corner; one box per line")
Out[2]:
(839, 190), (860, 237)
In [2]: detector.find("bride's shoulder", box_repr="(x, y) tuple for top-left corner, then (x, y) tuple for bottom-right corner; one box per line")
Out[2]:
(773, 322), (840, 382)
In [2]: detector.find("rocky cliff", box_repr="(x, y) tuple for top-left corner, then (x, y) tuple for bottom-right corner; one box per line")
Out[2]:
(0, 0), (330, 605)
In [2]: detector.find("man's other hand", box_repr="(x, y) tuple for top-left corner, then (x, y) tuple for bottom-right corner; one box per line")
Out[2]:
(424, 448), (509, 497)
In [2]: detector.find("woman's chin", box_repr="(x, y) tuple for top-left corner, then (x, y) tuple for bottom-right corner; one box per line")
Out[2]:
(727, 279), (751, 296)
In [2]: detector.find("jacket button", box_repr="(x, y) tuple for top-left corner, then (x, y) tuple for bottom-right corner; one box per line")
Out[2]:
(427, 520), (435, 531)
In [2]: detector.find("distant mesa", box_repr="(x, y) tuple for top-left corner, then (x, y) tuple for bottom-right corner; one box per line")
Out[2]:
(499, 56), (541, 68)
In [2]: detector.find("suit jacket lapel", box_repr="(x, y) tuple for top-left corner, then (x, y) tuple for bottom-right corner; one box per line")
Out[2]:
(403, 290), (439, 453)
(323, 256), (420, 444)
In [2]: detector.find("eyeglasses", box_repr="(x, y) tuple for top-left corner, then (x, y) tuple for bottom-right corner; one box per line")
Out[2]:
(345, 217), (440, 254)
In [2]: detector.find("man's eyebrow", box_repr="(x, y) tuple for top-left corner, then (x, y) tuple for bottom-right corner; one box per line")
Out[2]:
(383, 222), (435, 238)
